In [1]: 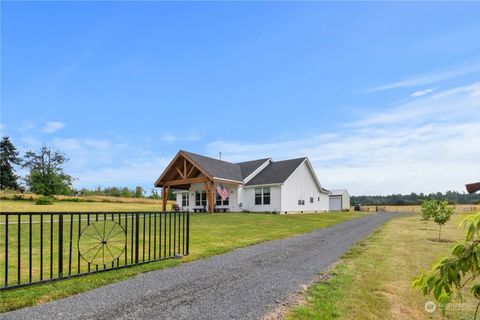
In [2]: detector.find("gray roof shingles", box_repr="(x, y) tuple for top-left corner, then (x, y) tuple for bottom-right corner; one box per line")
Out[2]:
(236, 158), (270, 179)
(183, 151), (244, 182)
(182, 151), (307, 186)
(244, 158), (307, 186)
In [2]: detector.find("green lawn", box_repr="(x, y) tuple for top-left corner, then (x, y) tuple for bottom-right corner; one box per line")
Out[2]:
(0, 201), (362, 313)
(286, 213), (478, 320)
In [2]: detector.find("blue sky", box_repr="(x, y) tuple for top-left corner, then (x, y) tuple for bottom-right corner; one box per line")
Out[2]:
(1, 2), (480, 195)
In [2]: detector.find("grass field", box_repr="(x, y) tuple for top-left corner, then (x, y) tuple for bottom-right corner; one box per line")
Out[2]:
(286, 213), (478, 320)
(0, 192), (171, 205)
(0, 201), (363, 313)
(0, 199), (176, 212)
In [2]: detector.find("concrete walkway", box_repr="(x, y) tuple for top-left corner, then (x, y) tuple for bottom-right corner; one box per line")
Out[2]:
(1, 213), (397, 320)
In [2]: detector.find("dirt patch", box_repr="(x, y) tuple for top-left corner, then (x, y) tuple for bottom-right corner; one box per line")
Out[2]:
(261, 272), (333, 320)
(427, 238), (455, 243)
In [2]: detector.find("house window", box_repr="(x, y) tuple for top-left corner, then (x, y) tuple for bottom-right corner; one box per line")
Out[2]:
(216, 192), (229, 206)
(255, 188), (262, 205)
(310, 197), (314, 203)
(263, 187), (270, 205)
(318, 197), (320, 202)
(195, 191), (207, 206)
(298, 190), (305, 206)
(182, 193), (189, 207)
(255, 187), (270, 205)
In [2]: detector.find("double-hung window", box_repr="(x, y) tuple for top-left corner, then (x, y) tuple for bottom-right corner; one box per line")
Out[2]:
(216, 192), (229, 206)
(255, 187), (271, 205)
(195, 191), (207, 206)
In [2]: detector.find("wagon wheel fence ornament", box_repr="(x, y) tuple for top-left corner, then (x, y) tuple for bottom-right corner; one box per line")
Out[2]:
(78, 220), (126, 265)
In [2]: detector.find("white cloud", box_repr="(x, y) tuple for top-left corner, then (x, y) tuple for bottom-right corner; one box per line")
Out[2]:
(365, 62), (480, 93)
(411, 88), (436, 97)
(207, 82), (480, 195)
(21, 136), (42, 148)
(72, 157), (170, 189)
(350, 83), (480, 128)
(42, 121), (65, 134)
(161, 132), (200, 143)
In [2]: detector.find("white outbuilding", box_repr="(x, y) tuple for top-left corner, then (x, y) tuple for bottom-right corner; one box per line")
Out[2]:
(328, 189), (351, 211)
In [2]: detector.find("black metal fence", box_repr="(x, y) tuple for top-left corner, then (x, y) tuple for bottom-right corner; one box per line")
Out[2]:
(0, 211), (189, 290)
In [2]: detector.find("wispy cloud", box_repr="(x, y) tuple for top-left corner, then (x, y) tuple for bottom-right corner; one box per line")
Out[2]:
(411, 88), (436, 97)
(161, 132), (200, 143)
(42, 121), (65, 134)
(207, 82), (480, 195)
(365, 62), (480, 93)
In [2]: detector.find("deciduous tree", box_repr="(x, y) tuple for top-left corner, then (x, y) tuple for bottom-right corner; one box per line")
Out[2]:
(22, 145), (73, 196)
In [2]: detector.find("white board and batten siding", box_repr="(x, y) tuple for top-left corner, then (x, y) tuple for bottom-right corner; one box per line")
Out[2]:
(281, 160), (329, 213)
(241, 185), (282, 212)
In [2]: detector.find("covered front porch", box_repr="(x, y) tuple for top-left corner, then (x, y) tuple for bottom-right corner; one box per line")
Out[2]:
(154, 150), (241, 212)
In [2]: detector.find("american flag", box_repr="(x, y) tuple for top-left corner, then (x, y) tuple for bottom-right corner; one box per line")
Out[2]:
(216, 183), (230, 201)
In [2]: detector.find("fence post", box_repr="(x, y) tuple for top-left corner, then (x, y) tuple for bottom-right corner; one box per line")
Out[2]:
(186, 210), (190, 256)
(58, 214), (63, 279)
(135, 213), (139, 264)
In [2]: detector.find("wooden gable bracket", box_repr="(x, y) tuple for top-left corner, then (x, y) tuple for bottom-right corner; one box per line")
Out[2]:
(175, 166), (184, 179)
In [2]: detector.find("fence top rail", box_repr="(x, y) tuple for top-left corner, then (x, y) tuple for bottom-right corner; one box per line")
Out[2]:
(0, 211), (189, 216)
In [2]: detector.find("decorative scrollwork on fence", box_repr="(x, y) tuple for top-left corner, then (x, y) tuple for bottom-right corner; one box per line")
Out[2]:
(78, 220), (126, 265)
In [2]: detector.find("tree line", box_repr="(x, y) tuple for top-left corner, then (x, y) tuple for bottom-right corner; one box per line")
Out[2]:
(351, 191), (480, 206)
(0, 136), (174, 199)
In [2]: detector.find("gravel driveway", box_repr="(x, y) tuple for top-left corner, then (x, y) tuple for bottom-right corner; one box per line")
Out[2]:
(1, 212), (397, 320)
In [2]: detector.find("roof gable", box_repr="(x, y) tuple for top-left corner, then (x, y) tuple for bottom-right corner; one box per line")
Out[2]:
(245, 158), (307, 186)
(329, 189), (349, 196)
(182, 151), (244, 182)
(236, 158), (271, 179)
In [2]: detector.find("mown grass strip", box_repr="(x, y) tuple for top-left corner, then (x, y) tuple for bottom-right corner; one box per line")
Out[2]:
(286, 213), (478, 320)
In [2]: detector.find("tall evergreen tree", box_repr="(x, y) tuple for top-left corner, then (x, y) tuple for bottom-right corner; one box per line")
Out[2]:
(0, 136), (21, 190)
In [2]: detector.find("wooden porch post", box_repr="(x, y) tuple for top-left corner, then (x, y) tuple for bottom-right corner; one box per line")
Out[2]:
(209, 180), (215, 213)
(204, 180), (215, 213)
(162, 185), (169, 211)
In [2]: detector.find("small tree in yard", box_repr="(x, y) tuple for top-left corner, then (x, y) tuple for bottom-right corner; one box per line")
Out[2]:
(421, 199), (438, 220)
(413, 212), (480, 319)
(421, 199), (454, 241)
(0, 136), (22, 190)
(22, 145), (74, 196)
(433, 200), (455, 241)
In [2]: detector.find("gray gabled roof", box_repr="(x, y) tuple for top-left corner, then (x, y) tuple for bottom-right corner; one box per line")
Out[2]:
(236, 158), (270, 179)
(183, 151), (244, 182)
(245, 158), (307, 186)
(329, 189), (349, 196)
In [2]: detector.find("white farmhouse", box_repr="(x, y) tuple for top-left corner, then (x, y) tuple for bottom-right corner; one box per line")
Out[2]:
(154, 150), (331, 213)
(328, 189), (351, 211)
